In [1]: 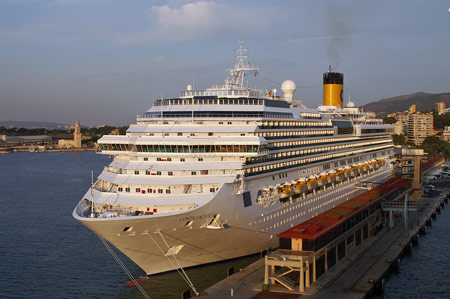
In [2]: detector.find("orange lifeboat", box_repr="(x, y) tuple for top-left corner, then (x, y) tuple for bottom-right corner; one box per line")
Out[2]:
(327, 171), (336, 184)
(344, 167), (351, 178)
(351, 165), (358, 177)
(336, 169), (344, 182)
(307, 178), (318, 191)
(278, 185), (293, 198)
(294, 180), (307, 194)
(362, 163), (369, 173)
(317, 174), (328, 187)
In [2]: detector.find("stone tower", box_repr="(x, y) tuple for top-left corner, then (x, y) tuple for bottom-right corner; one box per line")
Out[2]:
(73, 120), (82, 148)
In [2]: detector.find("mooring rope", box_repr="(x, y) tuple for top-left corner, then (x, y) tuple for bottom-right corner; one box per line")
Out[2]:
(98, 235), (151, 299)
(143, 231), (199, 296)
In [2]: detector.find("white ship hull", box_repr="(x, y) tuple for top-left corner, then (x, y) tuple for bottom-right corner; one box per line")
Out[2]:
(74, 165), (391, 275)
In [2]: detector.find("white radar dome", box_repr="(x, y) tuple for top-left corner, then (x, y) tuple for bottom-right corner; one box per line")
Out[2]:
(187, 84), (192, 91)
(281, 80), (296, 104)
(281, 80), (296, 93)
(346, 100), (355, 108)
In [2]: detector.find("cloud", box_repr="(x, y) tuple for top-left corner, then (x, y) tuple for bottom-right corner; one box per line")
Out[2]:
(118, 1), (260, 45)
(275, 34), (357, 46)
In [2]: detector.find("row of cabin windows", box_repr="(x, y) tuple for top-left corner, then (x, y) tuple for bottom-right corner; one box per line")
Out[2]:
(116, 187), (217, 193)
(99, 143), (259, 153)
(260, 120), (332, 129)
(117, 187), (171, 194)
(248, 139), (390, 165)
(257, 130), (334, 139)
(130, 170), (210, 176)
(245, 144), (392, 177)
(153, 132), (244, 137)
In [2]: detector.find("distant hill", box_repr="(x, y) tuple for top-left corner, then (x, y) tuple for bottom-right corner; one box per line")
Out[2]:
(363, 92), (450, 117)
(0, 121), (71, 129)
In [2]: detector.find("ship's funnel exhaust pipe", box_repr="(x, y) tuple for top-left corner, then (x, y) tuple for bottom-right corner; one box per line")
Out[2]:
(323, 66), (343, 108)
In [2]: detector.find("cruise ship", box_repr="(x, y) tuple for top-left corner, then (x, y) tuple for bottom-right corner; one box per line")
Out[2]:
(73, 43), (394, 276)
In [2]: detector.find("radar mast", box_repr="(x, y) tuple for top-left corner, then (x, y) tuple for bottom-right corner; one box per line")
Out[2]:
(224, 41), (259, 89)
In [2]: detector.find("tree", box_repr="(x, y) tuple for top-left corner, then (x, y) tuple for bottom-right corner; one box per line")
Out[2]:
(383, 117), (397, 124)
(392, 134), (405, 145)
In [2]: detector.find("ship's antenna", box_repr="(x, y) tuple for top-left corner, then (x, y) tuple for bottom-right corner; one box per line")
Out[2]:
(160, 93), (163, 120)
(225, 41), (259, 89)
(90, 168), (94, 218)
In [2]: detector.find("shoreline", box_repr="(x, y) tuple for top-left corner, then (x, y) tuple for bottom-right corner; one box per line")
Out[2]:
(0, 148), (97, 154)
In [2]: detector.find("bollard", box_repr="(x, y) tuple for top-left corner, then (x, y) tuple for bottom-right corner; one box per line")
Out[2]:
(230, 288), (234, 297)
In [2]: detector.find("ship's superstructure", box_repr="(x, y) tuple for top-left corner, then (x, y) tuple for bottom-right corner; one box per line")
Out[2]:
(73, 43), (394, 275)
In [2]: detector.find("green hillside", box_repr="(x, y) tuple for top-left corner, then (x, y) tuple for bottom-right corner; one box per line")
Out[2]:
(363, 92), (450, 117)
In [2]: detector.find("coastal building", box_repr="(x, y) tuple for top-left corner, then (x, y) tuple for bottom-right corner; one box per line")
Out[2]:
(394, 123), (404, 135)
(409, 104), (416, 114)
(73, 121), (82, 148)
(407, 112), (434, 145)
(2, 135), (52, 146)
(435, 102), (445, 115)
(442, 126), (450, 142)
(56, 121), (83, 149)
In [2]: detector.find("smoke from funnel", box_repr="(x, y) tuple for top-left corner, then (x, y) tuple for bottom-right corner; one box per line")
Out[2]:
(325, 4), (356, 70)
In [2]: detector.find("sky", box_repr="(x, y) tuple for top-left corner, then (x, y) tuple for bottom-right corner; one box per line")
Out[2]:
(1, 0), (450, 126)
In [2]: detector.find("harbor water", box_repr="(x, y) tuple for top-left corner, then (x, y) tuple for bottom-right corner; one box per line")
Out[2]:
(0, 152), (448, 298)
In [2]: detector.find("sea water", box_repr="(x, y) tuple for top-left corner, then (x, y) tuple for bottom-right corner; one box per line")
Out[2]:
(0, 152), (448, 298)
(0, 152), (258, 299)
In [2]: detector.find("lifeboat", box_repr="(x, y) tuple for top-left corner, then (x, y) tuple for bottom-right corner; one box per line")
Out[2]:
(375, 159), (381, 169)
(317, 173), (328, 187)
(336, 169), (344, 182)
(362, 163), (369, 173)
(307, 177), (318, 191)
(350, 165), (358, 177)
(294, 180), (307, 194)
(327, 171), (336, 184)
(344, 167), (351, 178)
(369, 160), (376, 170)
(357, 163), (363, 174)
(278, 185), (293, 198)
(381, 158), (385, 165)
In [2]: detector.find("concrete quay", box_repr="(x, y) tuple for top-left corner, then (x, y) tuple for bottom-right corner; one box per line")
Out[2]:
(199, 191), (447, 299)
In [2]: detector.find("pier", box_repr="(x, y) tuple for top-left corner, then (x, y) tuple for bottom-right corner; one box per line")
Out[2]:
(200, 155), (446, 298)
(200, 191), (446, 298)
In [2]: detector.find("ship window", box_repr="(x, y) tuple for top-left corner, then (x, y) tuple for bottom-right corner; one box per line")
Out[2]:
(168, 171), (173, 176)
(147, 188), (152, 193)
(180, 158), (185, 162)
(144, 158), (148, 161)
(167, 158), (172, 161)
(228, 122), (232, 124)
(118, 187), (123, 192)
(146, 170), (150, 175)
(198, 158), (203, 161)
(208, 132), (213, 136)
(166, 189), (171, 194)
(210, 188), (215, 192)
(191, 171), (197, 175)
(135, 170), (139, 175)
(158, 189), (163, 193)
(125, 187), (130, 192)
(136, 188), (141, 193)
(178, 133), (182, 136)
(157, 171), (161, 175)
